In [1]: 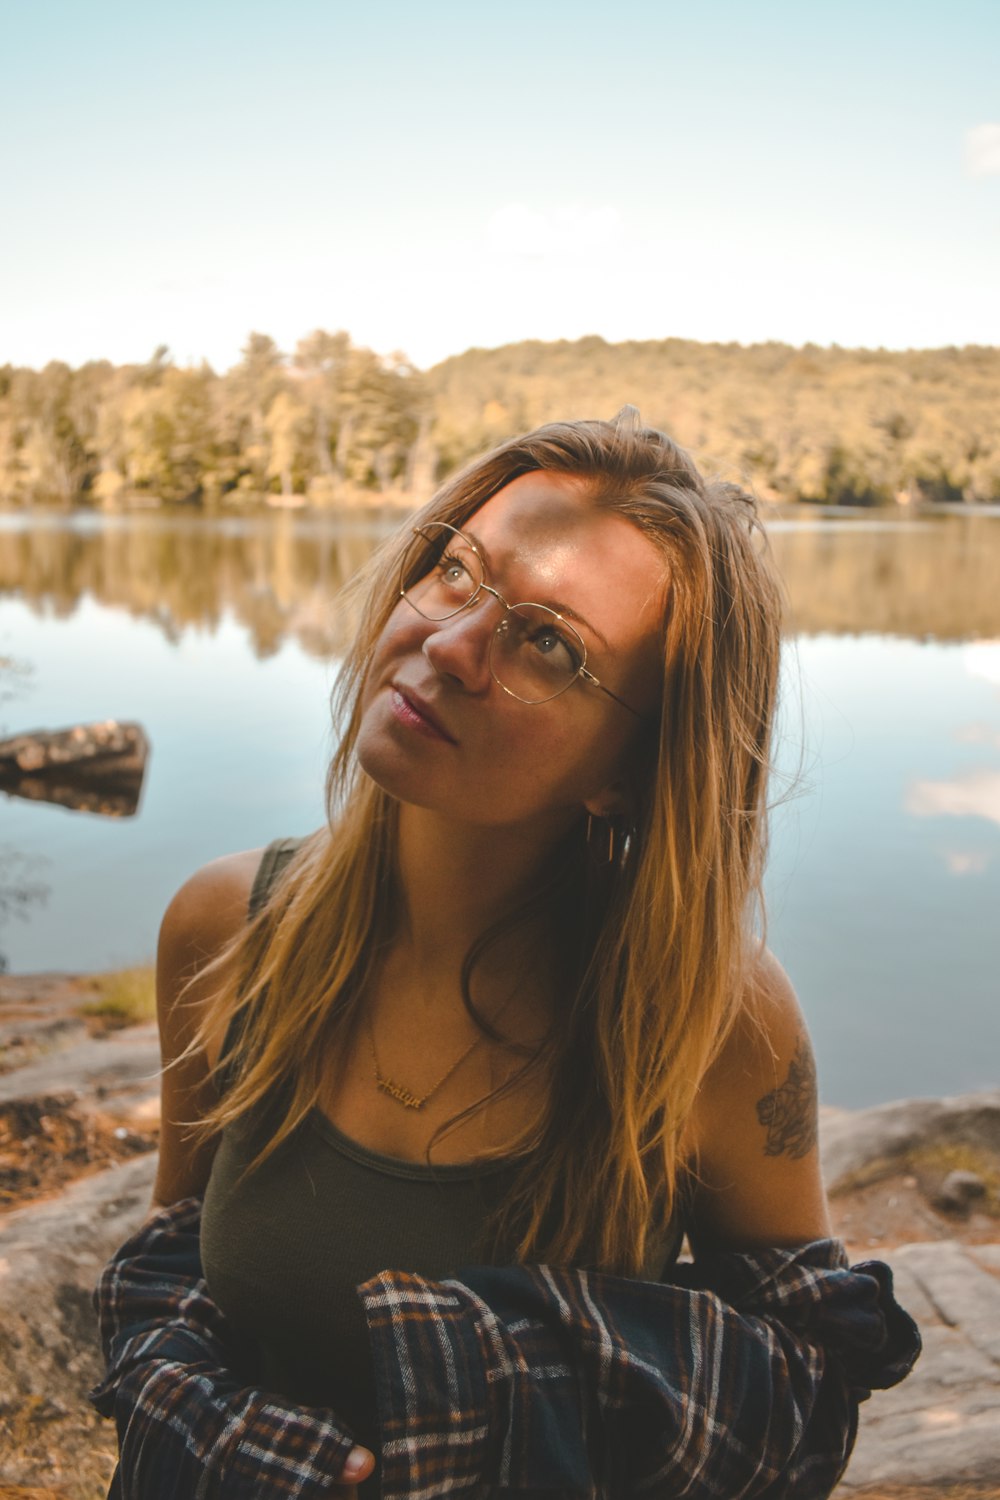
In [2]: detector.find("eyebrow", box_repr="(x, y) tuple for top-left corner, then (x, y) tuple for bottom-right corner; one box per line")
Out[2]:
(465, 529), (612, 650)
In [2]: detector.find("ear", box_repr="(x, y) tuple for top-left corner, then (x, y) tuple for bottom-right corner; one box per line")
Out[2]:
(582, 779), (631, 821)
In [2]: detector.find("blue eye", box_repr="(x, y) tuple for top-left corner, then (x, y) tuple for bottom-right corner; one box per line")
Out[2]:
(526, 624), (581, 674)
(433, 552), (476, 593)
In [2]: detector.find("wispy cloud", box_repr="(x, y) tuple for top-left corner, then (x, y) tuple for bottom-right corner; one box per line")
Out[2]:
(964, 642), (1000, 687)
(907, 769), (1000, 828)
(485, 204), (622, 259)
(944, 849), (991, 876)
(964, 123), (1000, 177)
(954, 722), (1000, 749)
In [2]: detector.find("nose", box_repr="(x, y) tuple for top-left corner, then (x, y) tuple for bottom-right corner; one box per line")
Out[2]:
(421, 593), (504, 694)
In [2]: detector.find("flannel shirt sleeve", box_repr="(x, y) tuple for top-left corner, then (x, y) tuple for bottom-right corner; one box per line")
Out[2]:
(360, 1239), (921, 1500)
(88, 1197), (357, 1500)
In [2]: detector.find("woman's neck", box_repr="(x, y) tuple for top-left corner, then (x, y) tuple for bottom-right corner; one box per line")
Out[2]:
(390, 802), (574, 983)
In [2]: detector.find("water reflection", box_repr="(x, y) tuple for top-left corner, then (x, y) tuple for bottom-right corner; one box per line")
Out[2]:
(903, 641), (1000, 855)
(1, 776), (145, 817)
(2, 509), (1000, 652)
(1, 512), (999, 1104)
(907, 769), (1000, 829)
(0, 512), (395, 659)
(765, 630), (1000, 1104)
(765, 516), (1000, 639)
(0, 845), (49, 974)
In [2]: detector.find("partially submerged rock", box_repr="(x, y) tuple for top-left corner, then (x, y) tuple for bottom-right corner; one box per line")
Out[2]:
(0, 720), (149, 817)
(0, 721), (148, 781)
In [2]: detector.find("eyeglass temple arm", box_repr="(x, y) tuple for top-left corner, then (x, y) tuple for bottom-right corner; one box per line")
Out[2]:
(579, 667), (645, 720)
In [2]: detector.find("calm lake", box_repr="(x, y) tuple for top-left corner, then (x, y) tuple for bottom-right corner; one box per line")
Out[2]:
(2, 507), (999, 1109)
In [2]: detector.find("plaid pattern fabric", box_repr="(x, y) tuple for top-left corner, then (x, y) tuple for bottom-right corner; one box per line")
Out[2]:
(90, 1199), (357, 1498)
(366, 1249), (919, 1499)
(91, 1199), (920, 1500)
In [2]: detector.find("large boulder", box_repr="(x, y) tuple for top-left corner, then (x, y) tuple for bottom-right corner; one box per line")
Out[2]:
(0, 1154), (155, 1497)
(821, 1090), (1000, 1193)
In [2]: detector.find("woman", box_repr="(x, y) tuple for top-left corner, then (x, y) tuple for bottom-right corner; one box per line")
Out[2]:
(93, 408), (918, 1498)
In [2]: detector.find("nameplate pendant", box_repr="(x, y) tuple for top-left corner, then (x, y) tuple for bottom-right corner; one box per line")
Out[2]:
(376, 1075), (426, 1110)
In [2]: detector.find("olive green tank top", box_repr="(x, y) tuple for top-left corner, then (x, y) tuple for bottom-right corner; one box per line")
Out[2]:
(200, 836), (684, 1471)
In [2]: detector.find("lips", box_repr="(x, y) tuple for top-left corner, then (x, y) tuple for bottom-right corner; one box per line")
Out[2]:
(390, 684), (458, 744)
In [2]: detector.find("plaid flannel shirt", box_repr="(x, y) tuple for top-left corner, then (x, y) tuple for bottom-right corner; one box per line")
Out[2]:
(90, 1197), (920, 1499)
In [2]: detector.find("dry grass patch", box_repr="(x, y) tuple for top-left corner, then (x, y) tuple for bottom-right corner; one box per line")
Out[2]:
(830, 1140), (1000, 1223)
(0, 1094), (158, 1209)
(78, 966), (155, 1032)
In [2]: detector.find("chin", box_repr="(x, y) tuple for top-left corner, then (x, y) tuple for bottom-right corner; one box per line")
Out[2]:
(356, 727), (436, 813)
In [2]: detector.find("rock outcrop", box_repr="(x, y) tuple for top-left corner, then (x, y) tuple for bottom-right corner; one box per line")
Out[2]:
(1, 963), (998, 1498)
(0, 1155), (155, 1497)
(821, 1091), (1000, 1194)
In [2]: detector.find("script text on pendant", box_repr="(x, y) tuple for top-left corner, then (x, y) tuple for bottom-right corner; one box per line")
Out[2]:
(376, 1076), (426, 1110)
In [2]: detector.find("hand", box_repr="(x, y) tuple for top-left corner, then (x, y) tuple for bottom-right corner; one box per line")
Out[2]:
(333, 1444), (376, 1494)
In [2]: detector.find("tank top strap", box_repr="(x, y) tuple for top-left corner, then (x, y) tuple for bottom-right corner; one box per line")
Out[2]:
(216, 835), (308, 1096)
(247, 834), (307, 920)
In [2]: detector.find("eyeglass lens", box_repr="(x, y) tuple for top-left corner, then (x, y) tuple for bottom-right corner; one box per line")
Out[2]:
(400, 523), (587, 704)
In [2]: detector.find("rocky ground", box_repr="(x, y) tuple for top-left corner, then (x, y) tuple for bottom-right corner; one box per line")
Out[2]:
(1, 971), (998, 1497)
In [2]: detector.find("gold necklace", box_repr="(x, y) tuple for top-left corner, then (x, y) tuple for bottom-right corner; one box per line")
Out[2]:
(366, 1010), (485, 1111)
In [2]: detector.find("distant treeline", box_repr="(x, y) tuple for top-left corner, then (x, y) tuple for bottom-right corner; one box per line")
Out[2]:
(1, 331), (998, 509)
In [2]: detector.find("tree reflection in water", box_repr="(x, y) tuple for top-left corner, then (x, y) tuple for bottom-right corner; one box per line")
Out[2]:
(1, 510), (999, 651)
(0, 846), (49, 975)
(0, 512), (393, 660)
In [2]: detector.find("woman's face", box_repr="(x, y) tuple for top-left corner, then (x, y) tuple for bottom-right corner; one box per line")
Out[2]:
(355, 471), (667, 833)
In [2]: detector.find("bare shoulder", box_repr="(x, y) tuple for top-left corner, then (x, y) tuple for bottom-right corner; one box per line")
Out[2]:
(156, 846), (267, 1073)
(159, 848), (263, 959)
(686, 948), (832, 1252)
(152, 847), (264, 1207)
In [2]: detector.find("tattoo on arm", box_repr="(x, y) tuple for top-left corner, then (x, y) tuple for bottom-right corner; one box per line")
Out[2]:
(755, 1035), (818, 1159)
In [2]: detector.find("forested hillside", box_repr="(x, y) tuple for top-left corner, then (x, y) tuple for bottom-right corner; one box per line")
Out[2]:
(1, 333), (997, 509)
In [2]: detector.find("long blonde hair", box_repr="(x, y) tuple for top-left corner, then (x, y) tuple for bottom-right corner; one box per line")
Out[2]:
(191, 407), (783, 1275)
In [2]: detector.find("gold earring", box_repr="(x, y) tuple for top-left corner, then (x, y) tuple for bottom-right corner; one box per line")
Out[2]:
(586, 812), (635, 870)
(585, 812), (612, 865)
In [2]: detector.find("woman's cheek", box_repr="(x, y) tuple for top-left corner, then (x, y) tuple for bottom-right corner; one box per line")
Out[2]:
(365, 610), (424, 690)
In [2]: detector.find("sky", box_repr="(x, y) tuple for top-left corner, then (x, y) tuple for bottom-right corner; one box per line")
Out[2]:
(1, 0), (998, 372)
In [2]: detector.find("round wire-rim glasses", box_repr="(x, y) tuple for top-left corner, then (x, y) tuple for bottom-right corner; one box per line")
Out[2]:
(398, 521), (644, 715)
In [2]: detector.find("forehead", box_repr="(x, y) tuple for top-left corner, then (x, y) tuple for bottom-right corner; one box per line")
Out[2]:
(469, 470), (664, 591)
(467, 469), (667, 667)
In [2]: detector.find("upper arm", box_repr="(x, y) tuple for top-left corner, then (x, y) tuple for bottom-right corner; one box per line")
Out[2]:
(151, 848), (263, 1210)
(684, 950), (833, 1254)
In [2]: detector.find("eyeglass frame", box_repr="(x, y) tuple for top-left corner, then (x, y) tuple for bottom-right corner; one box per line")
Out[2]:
(398, 521), (645, 717)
